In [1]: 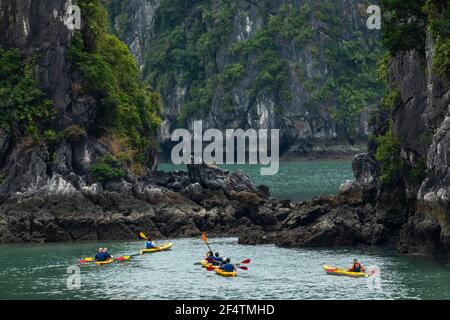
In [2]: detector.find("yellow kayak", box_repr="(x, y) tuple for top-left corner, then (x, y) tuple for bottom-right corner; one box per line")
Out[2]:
(215, 268), (237, 277)
(95, 259), (115, 266)
(323, 265), (368, 278)
(79, 255), (131, 265)
(201, 259), (219, 269)
(140, 243), (173, 255)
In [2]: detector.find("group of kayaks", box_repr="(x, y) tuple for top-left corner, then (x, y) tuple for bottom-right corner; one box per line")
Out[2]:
(77, 232), (370, 279)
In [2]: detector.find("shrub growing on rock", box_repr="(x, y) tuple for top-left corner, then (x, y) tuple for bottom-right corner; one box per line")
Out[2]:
(64, 125), (87, 143)
(89, 155), (126, 183)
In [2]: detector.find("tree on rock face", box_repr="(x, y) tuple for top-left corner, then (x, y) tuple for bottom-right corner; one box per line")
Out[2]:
(0, 47), (54, 139)
(380, 0), (428, 54)
(69, 0), (163, 177)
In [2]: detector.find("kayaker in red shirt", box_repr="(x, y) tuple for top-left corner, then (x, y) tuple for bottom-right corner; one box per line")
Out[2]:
(205, 251), (214, 264)
(348, 259), (366, 273)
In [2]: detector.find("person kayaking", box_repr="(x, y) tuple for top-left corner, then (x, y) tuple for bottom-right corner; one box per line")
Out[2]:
(205, 251), (214, 264)
(95, 248), (106, 261)
(212, 252), (224, 266)
(348, 259), (366, 273)
(102, 248), (113, 261)
(145, 239), (157, 249)
(220, 258), (236, 273)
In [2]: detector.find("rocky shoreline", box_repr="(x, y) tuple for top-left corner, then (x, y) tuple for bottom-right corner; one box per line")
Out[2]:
(0, 163), (276, 243)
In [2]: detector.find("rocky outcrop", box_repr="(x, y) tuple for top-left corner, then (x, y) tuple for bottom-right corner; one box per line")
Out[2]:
(0, 163), (279, 243)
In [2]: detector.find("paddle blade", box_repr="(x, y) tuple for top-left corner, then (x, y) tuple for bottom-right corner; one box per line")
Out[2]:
(207, 266), (215, 271)
(116, 256), (131, 261)
(239, 266), (248, 271)
(241, 259), (251, 264)
(201, 232), (208, 244)
(139, 232), (148, 240)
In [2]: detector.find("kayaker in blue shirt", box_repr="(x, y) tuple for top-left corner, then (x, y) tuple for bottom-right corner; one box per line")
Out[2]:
(95, 248), (106, 261)
(348, 259), (365, 273)
(221, 258), (236, 272)
(102, 248), (112, 260)
(212, 252), (224, 266)
(146, 240), (157, 249)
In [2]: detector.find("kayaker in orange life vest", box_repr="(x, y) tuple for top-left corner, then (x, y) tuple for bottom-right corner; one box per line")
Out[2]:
(348, 259), (366, 273)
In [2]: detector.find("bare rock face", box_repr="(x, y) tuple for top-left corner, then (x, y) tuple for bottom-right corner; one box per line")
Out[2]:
(352, 154), (379, 192)
(395, 30), (450, 256)
(187, 163), (261, 194)
(109, 0), (161, 69)
(409, 117), (450, 254)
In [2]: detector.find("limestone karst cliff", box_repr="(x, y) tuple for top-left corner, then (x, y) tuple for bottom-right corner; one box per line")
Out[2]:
(108, 0), (385, 156)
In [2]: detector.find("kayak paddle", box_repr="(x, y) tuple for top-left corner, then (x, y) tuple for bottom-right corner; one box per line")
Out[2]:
(115, 256), (131, 261)
(201, 232), (213, 253)
(80, 257), (95, 262)
(139, 232), (149, 240)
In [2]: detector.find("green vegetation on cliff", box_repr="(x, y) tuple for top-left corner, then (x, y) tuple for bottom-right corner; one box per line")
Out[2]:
(142, 0), (235, 123)
(302, 3), (384, 141)
(69, 0), (162, 175)
(381, 0), (449, 76)
(374, 122), (402, 183)
(380, 0), (428, 54)
(0, 47), (54, 139)
(137, 0), (384, 137)
(424, 0), (450, 77)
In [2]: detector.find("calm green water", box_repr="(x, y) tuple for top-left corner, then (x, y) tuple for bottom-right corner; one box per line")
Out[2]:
(0, 238), (449, 300)
(1, 161), (449, 300)
(159, 160), (354, 202)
